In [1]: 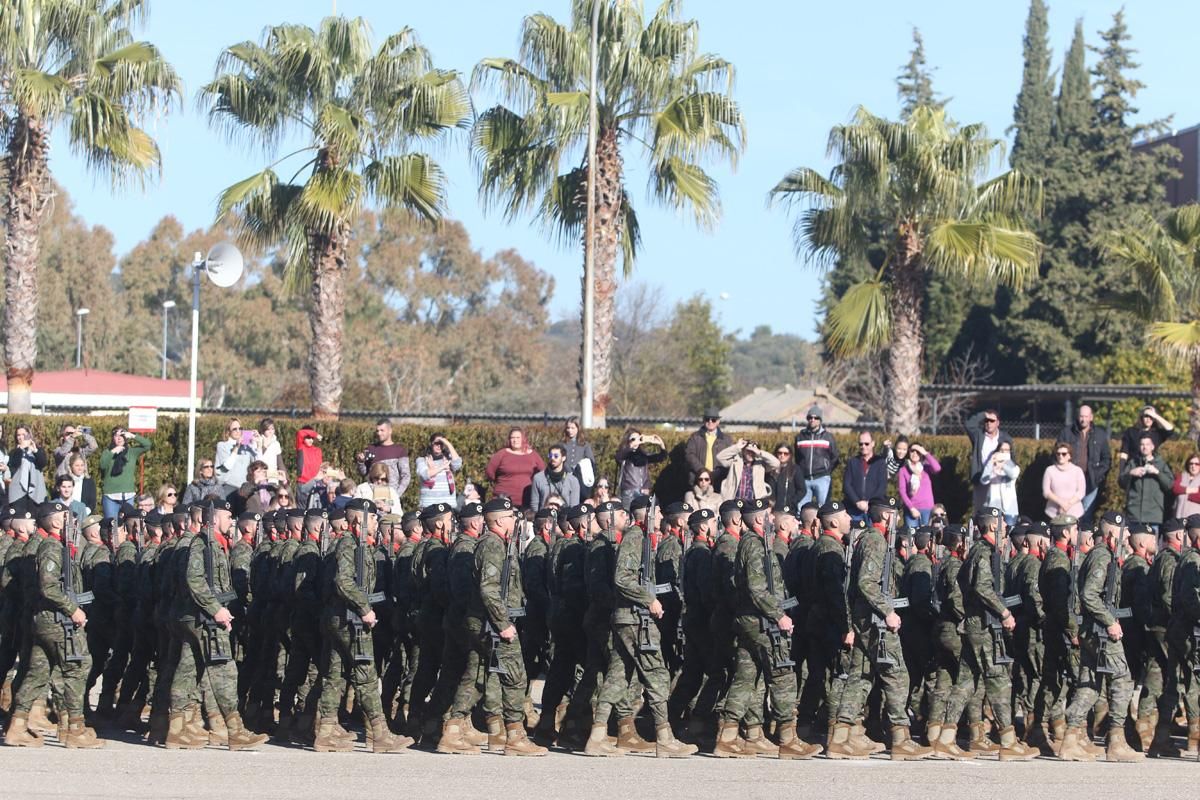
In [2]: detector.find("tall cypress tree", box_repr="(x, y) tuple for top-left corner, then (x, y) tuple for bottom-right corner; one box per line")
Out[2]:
(1055, 20), (1091, 142)
(1010, 0), (1055, 173)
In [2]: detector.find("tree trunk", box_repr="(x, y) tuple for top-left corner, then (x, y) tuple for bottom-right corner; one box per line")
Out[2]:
(579, 126), (624, 428)
(308, 224), (348, 420)
(886, 228), (925, 434)
(1190, 358), (1200, 439)
(3, 115), (52, 414)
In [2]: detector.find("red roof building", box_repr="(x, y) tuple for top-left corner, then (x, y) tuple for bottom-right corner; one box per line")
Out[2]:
(0, 369), (202, 411)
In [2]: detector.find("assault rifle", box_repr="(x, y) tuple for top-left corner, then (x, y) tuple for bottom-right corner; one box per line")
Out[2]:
(874, 513), (909, 667)
(836, 523), (861, 681)
(930, 538), (944, 614)
(1064, 544), (1083, 647)
(675, 525), (692, 663)
(347, 519), (386, 664)
(1095, 524), (1132, 675)
(201, 507), (236, 664)
(57, 514), (93, 663)
(635, 496), (671, 654)
(762, 516), (796, 669)
(487, 526), (525, 675)
(987, 525), (1021, 666)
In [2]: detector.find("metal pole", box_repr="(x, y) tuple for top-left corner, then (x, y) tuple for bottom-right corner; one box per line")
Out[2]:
(187, 254), (203, 484)
(161, 305), (170, 380)
(75, 315), (82, 368)
(581, 0), (600, 429)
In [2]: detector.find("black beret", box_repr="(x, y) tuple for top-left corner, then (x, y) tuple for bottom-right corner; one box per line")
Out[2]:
(533, 506), (558, 521)
(237, 511), (262, 524)
(851, 517), (869, 530)
(1099, 511), (1126, 527)
(145, 510), (164, 527)
(663, 501), (691, 517)
(868, 497), (898, 512)
(773, 504), (797, 517)
(1127, 521), (1151, 536)
(284, 507), (305, 519)
(459, 502), (484, 520)
(304, 508), (328, 521)
(1186, 514), (1200, 530)
(346, 498), (377, 514)
(1009, 522), (1030, 539)
(483, 497), (514, 514)
(1162, 518), (1186, 534)
(974, 507), (1001, 522)
(628, 495), (653, 512)
(37, 500), (68, 518)
(119, 504), (143, 522)
(594, 500), (621, 514)
(1030, 521), (1050, 535)
(718, 499), (745, 516)
(7, 498), (34, 519)
(800, 502), (820, 514)
(688, 508), (715, 527)
(327, 508), (347, 522)
(419, 502), (452, 521)
(943, 524), (967, 537)
(740, 498), (768, 513)
(205, 498), (233, 513)
(566, 504), (592, 521)
(401, 510), (421, 526)
(818, 500), (844, 517)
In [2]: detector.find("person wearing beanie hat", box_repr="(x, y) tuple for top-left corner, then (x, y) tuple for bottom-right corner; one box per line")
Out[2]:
(795, 405), (839, 507)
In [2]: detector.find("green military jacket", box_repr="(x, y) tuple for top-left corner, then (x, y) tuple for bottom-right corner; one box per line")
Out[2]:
(412, 536), (450, 616)
(447, 533), (481, 614)
(958, 538), (1011, 635)
(706, 530), (741, 614)
(1013, 552), (1044, 627)
(680, 538), (711, 620)
(468, 530), (524, 630)
(32, 532), (85, 618)
(583, 530), (618, 628)
(936, 554), (965, 625)
(291, 536), (323, 613)
(807, 532), (851, 635)
(521, 534), (549, 615)
(1124, 553), (1152, 634)
(850, 526), (899, 625)
(612, 523), (655, 625)
(1146, 545), (1180, 631)
(783, 533), (814, 607)
(733, 531), (786, 622)
(324, 534), (374, 620)
(112, 538), (139, 615)
(553, 535), (587, 612)
(1077, 545), (1123, 632)
(1039, 545), (1075, 637)
(229, 539), (253, 607)
(1172, 547), (1200, 625)
(655, 533), (683, 609)
(391, 539), (417, 615)
(178, 531), (232, 622)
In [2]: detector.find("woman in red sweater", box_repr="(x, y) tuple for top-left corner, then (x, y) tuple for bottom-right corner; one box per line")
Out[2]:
(485, 428), (545, 509)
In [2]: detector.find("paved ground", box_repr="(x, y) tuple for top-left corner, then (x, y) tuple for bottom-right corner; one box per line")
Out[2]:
(4, 732), (1199, 800)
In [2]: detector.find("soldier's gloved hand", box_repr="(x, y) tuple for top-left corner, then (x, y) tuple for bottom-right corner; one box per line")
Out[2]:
(1001, 612), (1016, 632)
(214, 607), (234, 631)
(649, 599), (664, 619)
(778, 615), (794, 634)
(362, 609), (378, 629)
(499, 624), (517, 642)
(884, 611), (901, 632)
(1106, 621), (1123, 641)
(71, 608), (87, 627)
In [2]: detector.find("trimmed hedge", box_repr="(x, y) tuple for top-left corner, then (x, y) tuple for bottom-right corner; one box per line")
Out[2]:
(8, 413), (1192, 521)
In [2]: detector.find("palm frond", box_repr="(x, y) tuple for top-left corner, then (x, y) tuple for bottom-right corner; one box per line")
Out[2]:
(651, 156), (719, 229)
(1147, 321), (1200, 370)
(825, 281), (892, 357)
(363, 153), (446, 221)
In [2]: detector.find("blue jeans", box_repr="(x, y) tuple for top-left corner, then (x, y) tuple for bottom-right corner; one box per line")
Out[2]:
(1080, 488), (1099, 525)
(801, 475), (831, 507)
(905, 507), (932, 530)
(102, 494), (130, 520)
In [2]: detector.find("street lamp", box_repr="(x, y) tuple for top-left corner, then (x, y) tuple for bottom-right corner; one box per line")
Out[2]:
(161, 299), (176, 380)
(74, 307), (90, 368)
(185, 243), (243, 482)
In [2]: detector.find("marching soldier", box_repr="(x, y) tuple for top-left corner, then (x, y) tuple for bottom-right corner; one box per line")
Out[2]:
(667, 507), (716, 737)
(406, 502), (452, 736)
(1167, 515), (1200, 757)
(1137, 517), (1185, 756)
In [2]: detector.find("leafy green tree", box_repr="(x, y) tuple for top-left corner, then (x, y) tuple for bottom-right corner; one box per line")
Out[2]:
(771, 107), (1041, 433)
(667, 294), (731, 414)
(471, 0), (745, 425)
(1009, 0), (1054, 173)
(0, 0), (181, 412)
(896, 29), (945, 117)
(200, 16), (470, 418)
(1102, 205), (1200, 433)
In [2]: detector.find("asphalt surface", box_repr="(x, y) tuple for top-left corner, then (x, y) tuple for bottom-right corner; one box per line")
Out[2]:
(4, 731), (1199, 800)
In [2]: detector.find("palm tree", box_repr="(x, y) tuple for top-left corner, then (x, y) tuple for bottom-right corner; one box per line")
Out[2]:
(770, 106), (1042, 433)
(0, 0), (181, 413)
(200, 17), (469, 418)
(1103, 204), (1200, 434)
(472, 0), (745, 425)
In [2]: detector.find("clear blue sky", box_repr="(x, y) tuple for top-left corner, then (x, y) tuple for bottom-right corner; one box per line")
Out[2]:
(49, 0), (1198, 339)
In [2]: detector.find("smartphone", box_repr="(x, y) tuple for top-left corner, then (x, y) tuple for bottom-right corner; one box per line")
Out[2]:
(241, 430), (255, 447)
(79, 426), (93, 436)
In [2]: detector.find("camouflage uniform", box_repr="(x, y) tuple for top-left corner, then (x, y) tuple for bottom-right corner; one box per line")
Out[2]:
(427, 532), (480, 721)
(278, 531), (324, 723)
(1010, 550), (1045, 718)
(1167, 545), (1200, 723)
(228, 534), (254, 706)
(802, 531), (852, 726)
(930, 551), (969, 727)
(1036, 543), (1078, 724)
(408, 534), (449, 720)
(667, 536), (714, 720)
(898, 550), (934, 720)
(654, 532), (683, 674)
(1065, 544), (1134, 734)
(1138, 543), (1179, 726)
(563, 529), (628, 726)
(520, 532), (551, 683)
(169, 528), (238, 716)
(98, 536), (138, 705)
(784, 532), (815, 711)
(704, 529), (742, 718)
(538, 533), (587, 724)
(380, 535), (418, 717)
(117, 537), (161, 714)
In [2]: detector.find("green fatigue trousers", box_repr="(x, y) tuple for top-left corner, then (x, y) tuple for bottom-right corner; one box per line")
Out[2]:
(596, 621), (672, 728)
(169, 619), (238, 717)
(1066, 631), (1133, 732)
(279, 616), (321, 717)
(449, 616), (527, 725)
(1036, 628), (1078, 723)
(1138, 628), (1176, 723)
(13, 613), (90, 717)
(837, 619), (909, 727)
(1013, 622), (1044, 717)
(315, 615), (383, 721)
(945, 630), (1013, 730)
(539, 603), (587, 721)
(722, 615), (797, 726)
(1165, 619), (1199, 721)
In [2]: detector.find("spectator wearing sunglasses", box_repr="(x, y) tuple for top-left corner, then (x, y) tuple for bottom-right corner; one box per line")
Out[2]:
(155, 483), (178, 516)
(684, 469), (721, 513)
(1043, 446), (1086, 521)
(1054, 404), (1111, 526)
(842, 431), (887, 523)
(1172, 453), (1200, 519)
(795, 405), (838, 506)
(684, 409), (733, 488)
(966, 408), (1014, 512)
(769, 444), (806, 510)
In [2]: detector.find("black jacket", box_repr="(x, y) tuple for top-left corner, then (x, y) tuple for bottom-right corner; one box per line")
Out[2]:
(795, 426), (839, 480)
(1056, 423), (1113, 493)
(842, 455), (888, 507)
(770, 464), (807, 510)
(965, 411), (1015, 485)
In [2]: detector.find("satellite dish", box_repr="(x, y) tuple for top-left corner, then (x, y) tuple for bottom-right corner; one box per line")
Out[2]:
(204, 242), (244, 288)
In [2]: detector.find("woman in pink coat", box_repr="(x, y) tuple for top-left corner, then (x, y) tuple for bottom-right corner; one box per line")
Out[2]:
(898, 443), (942, 529)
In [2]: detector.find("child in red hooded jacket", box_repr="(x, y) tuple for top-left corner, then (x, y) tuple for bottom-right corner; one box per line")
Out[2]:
(296, 427), (323, 484)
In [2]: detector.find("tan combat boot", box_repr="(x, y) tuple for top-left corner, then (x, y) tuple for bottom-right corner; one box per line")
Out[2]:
(370, 717), (411, 753)
(742, 724), (779, 757)
(0, 678), (12, 714)
(504, 721), (547, 756)
(61, 715), (104, 749)
(1055, 726), (1095, 761)
(1134, 714), (1154, 752)
(523, 696), (540, 730)
(436, 718), (479, 755)
(1092, 699), (1109, 734)
(463, 721), (489, 747)
(1022, 716), (1053, 757)
(776, 721), (820, 760)
(207, 712), (229, 747)
(712, 720), (753, 758)
(1080, 728), (1104, 758)
(1178, 720), (1199, 758)
(584, 723), (622, 757)
(852, 721), (885, 754)
(889, 725), (934, 761)
(164, 712), (206, 750)
(932, 724), (974, 760)
(1105, 729), (1143, 762)
(998, 725), (1038, 761)
(485, 713), (505, 752)
(1049, 717), (1066, 754)
(654, 723), (698, 758)
(968, 721), (998, 755)
(825, 722), (870, 759)
(182, 705), (207, 741)
(225, 713), (268, 751)
(616, 716), (656, 753)
(27, 698), (55, 735)
(3, 711), (44, 747)
(313, 717), (354, 752)
(926, 722), (943, 747)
